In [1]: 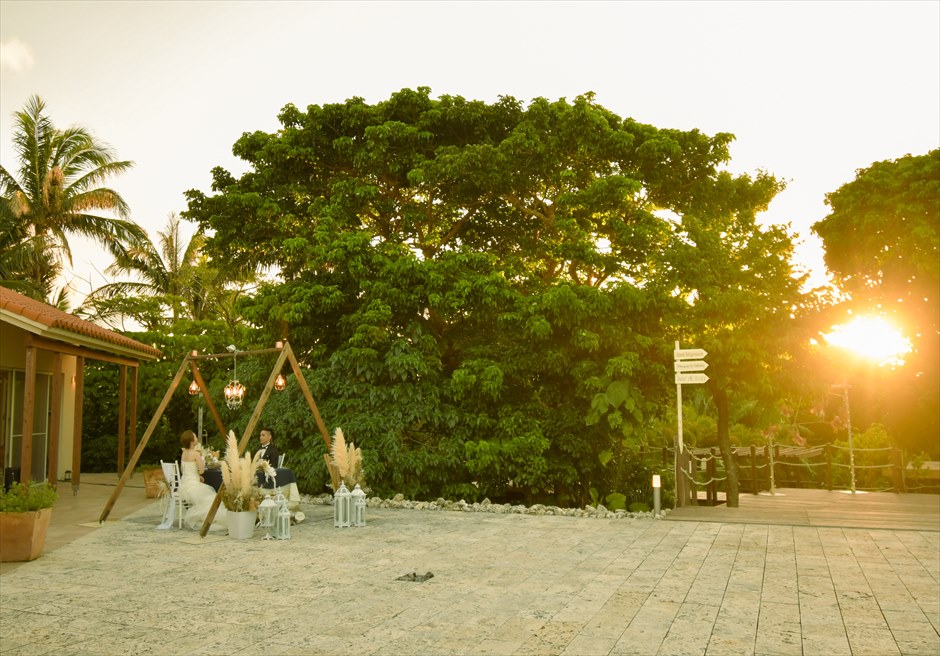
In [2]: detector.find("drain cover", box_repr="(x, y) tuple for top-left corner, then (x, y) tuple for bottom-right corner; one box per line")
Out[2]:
(396, 571), (434, 582)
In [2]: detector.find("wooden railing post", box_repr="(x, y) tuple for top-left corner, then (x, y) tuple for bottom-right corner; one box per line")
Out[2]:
(825, 443), (833, 491)
(894, 448), (907, 493)
(707, 448), (717, 505)
(750, 445), (758, 495)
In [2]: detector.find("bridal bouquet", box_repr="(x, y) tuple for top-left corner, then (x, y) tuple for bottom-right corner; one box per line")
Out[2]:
(219, 431), (264, 512)
(196, 442), (220, 468)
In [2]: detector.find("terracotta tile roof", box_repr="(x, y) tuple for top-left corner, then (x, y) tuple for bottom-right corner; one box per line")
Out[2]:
(0, 286), (162, 360)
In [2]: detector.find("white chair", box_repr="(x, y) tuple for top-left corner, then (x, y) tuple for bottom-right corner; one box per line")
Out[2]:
(277, 454), (286, 468)
(156, 460), (187, 529)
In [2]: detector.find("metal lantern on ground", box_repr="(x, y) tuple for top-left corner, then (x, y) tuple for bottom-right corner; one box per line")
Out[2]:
(333, 481), (351, 528)
(259, 495), (277, 540)
(274, 490), (291, 540)
(351, 483), (366, 527)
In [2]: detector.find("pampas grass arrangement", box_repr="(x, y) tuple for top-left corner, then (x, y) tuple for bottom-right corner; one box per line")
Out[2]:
(220, 431), (264, 512)
(330, 427), (365, 490)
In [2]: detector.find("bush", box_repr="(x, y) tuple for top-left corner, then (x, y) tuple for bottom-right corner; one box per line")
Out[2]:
(0, 483), (58, 512)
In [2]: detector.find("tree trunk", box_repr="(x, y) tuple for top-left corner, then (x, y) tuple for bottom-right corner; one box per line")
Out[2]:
(710, 382), (740, 507)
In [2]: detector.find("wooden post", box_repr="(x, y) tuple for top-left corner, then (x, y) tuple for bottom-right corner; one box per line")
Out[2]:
(825, 443), (833, 491)
(47, 353), (63, 488)
(129, 366), (138, 458)
(20, 345), (37, 483)
(750, 445), (758, 495)
(894, 448), (907, 493)
(71, 357), (85, 495)
(117, 365), (127, 475)
(708, 448), (718, 505)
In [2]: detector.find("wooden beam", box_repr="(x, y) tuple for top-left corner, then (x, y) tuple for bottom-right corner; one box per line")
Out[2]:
(188, 361), (227, 441)
(285, 341), (331, 450)
(25, 334), (141, 367)
(20, 344), (37, 483)
(98, 357), (189, 523)
(189, 347), (281, 360)
(117, 365), (127, 475)
(129, 367), (138, 457)
(199, 346), (289, 537)
(71, 357), (85, 494)
(47, 353), (63, 489)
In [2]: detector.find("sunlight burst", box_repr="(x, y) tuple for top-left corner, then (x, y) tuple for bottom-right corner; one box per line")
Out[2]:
(823, 316), (912, 366)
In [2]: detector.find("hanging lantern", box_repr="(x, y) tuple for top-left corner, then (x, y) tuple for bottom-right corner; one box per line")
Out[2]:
(274, 374), (287, 392)
(258, 495), (277, 540)
(351, 483), (366, 527)
(274, 490), (291, 540)
(188, 379), (200, 396)
(224, 346), (245, 409)
(333, 481), (351, 528)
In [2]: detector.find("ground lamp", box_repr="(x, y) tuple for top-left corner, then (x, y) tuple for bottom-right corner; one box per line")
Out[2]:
(652, 475), (661, 515)
(259, 495), (277, 540)
(333, 481), (351, 528)
(274, 490), (291, 539)
(351, 483), (366, 527)
(223, 345), (246, 409)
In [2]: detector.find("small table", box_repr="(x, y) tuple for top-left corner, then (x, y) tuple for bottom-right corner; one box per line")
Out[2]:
(202, 467), (296, 492)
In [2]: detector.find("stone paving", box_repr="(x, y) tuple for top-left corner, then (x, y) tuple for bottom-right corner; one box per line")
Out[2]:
(0, 500), (938, 655)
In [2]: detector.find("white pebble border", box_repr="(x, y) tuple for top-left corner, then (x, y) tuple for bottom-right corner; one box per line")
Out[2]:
(300, 492), (670, 520)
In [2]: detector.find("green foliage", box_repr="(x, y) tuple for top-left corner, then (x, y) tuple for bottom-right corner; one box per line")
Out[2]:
(0, 482), (58, 512)
(831, 422), (897, 491)
(183, 88), (809, 505)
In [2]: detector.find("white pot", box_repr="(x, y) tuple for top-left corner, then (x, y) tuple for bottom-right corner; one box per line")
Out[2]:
(228, 510), (256, 540)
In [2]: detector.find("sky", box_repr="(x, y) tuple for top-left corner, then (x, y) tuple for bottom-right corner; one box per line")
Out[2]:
(1, 0), (938, 306)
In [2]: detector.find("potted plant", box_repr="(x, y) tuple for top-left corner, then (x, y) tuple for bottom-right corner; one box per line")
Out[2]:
(138, 463), (165, 498)
(219, 431), (271, 539)
(0, 482), (58, 562)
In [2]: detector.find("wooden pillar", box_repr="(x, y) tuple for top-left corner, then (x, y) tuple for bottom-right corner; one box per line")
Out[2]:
(47, 353), (63, 489)
(129, 366), (138, 458)
(117, 365), (127, 475)
(707, 448), (717, 505)
(20, 344), (37, 484)
(893, 448), (906, 493)
(71, 356), (85, 494)
(825, 443), (833, 491)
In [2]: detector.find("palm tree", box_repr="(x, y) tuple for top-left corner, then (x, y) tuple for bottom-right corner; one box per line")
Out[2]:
(0, 95), (146, 302)
(83, 212), (258, 332)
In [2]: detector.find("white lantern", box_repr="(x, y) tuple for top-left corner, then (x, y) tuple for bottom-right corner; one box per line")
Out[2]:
(333, 481), (351, 528)
(274, 489), (291, 540)
(351, 483), (366, 527)
(258, 495), (277, 540)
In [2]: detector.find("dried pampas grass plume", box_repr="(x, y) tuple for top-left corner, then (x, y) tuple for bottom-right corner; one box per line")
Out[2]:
(331, 428), (349, 478)
(329, 427), (365, 490)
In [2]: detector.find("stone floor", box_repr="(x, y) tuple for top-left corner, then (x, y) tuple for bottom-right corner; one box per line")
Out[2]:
(0, 484), (938, 655)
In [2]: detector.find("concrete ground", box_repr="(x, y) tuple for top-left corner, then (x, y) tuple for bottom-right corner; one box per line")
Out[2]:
(0, 478), (938, 655)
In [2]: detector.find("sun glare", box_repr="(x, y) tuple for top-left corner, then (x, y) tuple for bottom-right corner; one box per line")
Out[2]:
(823, 316), (913, 366)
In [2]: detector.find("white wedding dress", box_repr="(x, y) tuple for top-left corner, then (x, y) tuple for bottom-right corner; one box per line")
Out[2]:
(179, 460), (227, 531)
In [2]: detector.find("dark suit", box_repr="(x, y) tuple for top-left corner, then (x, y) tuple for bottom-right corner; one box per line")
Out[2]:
(258, 442), (281, 466)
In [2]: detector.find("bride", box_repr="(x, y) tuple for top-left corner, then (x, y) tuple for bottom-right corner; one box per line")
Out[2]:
(179, 430), (227, 531)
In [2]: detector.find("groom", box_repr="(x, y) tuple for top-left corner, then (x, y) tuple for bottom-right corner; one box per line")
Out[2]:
(257, 427), (281, 467)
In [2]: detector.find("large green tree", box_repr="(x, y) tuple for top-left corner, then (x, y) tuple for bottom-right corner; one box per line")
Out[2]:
(812, 149), (940, 453)
(0, 95), (145, 302)
(186, 88), (807, 504)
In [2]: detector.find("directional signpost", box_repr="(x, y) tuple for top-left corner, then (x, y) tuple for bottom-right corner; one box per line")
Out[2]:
(674, 342), (708, 507)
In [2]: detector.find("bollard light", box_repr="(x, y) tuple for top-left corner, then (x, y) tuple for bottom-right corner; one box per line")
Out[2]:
(351, 483), (367, 527)
(259, 495), (277, 540)
(274, 489), (291, 539)
(333, 481), (351, 528)
(652, 474), (662, 516)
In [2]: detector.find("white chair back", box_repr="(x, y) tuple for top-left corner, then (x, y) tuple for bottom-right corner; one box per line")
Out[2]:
(157, 460), (186, 529)
(277, 454), (286, 468)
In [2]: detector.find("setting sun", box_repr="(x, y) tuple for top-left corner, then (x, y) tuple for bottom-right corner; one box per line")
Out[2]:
(823, 316), (913, 366)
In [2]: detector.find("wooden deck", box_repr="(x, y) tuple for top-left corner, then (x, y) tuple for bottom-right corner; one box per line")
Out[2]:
(665, 487), (940, 531)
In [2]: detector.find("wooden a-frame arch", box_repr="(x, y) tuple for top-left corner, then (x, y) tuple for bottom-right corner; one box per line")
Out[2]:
(99, 341), (333, 537)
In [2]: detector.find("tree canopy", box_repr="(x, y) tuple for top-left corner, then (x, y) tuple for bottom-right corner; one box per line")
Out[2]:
(185, 88), (811, 504)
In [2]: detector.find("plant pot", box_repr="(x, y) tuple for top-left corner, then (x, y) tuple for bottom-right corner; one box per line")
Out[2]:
(0, 508), (53, 562)
(142, 469), (166, 498)
(228, 510), (256, 540)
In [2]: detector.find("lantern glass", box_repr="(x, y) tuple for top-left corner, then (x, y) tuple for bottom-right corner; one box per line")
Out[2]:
(333, 481), (351, 528)
(224, 380), (245, 409)
(351, 483), (366, 527)
(274, 491), (291, 540)
(188, 379), (200, 396)
(259, 495), (277, 540)
(274, 374), (286, 392)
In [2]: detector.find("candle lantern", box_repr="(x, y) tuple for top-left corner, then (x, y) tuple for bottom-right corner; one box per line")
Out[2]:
(274, 489), (291, 540)
(333, 481), (351, 528)
(351, 483), (366, 527)
(259, 495), (277, 540)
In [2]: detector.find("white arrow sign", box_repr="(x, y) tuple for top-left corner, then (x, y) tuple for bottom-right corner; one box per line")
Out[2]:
(675, 373), (709, 385)
(674, 348), (707, 360)
(674, 360), (708, 372)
